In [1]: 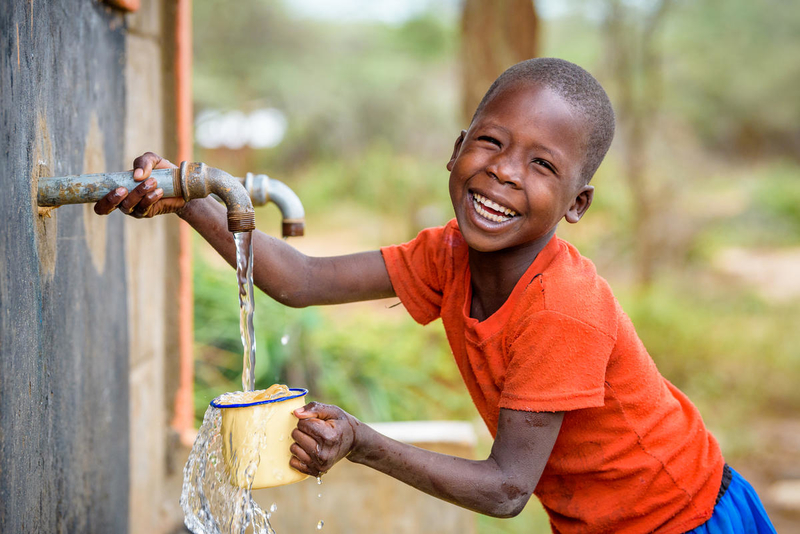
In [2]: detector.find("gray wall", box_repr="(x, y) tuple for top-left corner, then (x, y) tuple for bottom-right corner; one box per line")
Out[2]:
(1, 1), (130, 531)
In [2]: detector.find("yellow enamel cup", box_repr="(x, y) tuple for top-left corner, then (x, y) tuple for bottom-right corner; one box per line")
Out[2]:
(211, 388), (309, 489)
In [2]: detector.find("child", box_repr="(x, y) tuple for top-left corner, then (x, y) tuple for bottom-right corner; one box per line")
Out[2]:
(96, 58), (776, 533)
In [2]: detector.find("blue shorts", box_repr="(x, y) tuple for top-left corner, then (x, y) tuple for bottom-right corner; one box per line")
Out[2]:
(686, 466), (776, 534)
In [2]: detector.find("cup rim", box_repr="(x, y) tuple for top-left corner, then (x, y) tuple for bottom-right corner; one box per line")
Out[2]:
(210, 388), (308, 409)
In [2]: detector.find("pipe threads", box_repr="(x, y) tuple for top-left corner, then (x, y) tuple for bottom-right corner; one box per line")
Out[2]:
(228, 211), (256, 233)
(281, 221), (305, 237)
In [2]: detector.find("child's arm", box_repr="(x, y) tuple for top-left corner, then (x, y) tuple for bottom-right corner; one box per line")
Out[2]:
(291, 403), (563, 518)
(94, 153), (395, 307)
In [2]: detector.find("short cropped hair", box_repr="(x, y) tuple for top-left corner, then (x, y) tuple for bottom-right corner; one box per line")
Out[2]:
(471, 58), (615, 183)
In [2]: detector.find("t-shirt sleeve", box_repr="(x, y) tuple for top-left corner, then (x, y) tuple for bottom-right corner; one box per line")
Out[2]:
(500, 310), (615, 412)
(380, 225), (449, 325)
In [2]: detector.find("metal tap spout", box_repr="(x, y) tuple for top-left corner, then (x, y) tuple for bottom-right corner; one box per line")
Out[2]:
(36, 163), (306, 236)
(180, 162), (255, 232)
(242, 173), (305, 237)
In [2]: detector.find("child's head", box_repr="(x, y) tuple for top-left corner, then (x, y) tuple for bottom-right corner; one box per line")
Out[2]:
(472, 58), (615, 184)
(447, 58), (615, 253)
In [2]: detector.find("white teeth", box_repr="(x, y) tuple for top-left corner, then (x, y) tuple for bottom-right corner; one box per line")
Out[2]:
(471, 193), (517, 223)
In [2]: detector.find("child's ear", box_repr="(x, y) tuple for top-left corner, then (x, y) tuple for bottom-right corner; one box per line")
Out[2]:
(565, 185), (594, 224)
(446, 130), (467, 172)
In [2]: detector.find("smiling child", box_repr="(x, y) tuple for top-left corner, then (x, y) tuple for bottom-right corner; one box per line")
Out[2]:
(96, 58), (776, 534)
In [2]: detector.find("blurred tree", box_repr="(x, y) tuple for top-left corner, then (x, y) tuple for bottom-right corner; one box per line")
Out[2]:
(603, 0), (673, 287)
(460, 0), (539, 124)
(663, 0), (800, 162)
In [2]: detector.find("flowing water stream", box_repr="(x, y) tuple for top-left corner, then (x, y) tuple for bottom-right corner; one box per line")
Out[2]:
(235, 231), (257, 392)
(181, 230), (274, 533)
(181, 230), (323, 533)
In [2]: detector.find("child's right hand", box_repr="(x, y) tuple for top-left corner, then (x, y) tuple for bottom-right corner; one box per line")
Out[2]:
(289, 402), (362, 477)
(94, 152), (186, 218)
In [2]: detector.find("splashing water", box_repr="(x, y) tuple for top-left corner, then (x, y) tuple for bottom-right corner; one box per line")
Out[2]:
(235, 231), (257, 392)
(180, 399), (275, 534)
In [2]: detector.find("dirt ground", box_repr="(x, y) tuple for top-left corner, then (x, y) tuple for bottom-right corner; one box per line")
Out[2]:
(733, 417), (800, 532)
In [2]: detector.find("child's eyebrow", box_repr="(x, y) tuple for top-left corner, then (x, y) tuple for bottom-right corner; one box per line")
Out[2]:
(528, 142), (560, 162)
(475, 122), (561, 161)
(475, 122), (512, 137)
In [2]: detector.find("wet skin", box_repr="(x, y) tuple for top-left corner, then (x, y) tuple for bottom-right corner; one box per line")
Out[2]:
(95, 81), (595, 516)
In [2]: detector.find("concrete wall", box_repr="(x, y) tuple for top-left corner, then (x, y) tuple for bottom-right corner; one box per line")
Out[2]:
(124, 1), (185, 532)
(0, 1), (182, 532)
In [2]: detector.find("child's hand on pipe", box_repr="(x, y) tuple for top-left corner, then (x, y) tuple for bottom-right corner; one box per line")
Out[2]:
(290, 402), (362, 477)
(94, 152), (186, 218)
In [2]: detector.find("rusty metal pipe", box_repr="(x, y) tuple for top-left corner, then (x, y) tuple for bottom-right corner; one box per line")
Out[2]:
(37, 161), (256, 233)
(37, 167), (182, 205)
(179, 162), (255, 232)
(242, 173), (305, 237)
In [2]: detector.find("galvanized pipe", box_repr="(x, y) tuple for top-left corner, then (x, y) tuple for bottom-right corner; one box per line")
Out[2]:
(242, 173), (305, 237)
(37, 168), (181, 205)
(37, 161), (257, 233)
(37, 163), (306, 236)
(180, 162), (255, 232)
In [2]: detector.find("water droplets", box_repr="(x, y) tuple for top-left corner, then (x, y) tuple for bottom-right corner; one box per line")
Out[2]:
(280, 333), (290, 346)
(270, 502), (278, 513)
(316, 520), (324, 530)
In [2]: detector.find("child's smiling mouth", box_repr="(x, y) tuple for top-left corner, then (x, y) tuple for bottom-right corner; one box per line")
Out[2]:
(471, 191), (518, 223)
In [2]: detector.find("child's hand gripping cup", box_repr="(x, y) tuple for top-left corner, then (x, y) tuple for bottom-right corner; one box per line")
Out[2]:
(210, 384), (309, 489)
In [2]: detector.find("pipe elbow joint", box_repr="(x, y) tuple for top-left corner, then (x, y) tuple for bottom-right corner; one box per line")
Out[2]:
(181, 162), (255, 232)
(245, 172), (305, 237)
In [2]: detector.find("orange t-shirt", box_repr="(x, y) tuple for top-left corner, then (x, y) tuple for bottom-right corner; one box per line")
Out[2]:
(380, 220), (724, 534)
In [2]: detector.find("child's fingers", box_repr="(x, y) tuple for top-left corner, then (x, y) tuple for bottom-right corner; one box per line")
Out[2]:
(94, 187), (128, 215)
(294, 401), (340, 421)
(153, 157), (175, 169)
(118, 178), (156, 215)
(289, 455), (318, 477)
(132, 189), (163, 218)
(289, 442), (314, 466)
(291, 427), (320, 454)
(297, 417), (334, 442)
(293, 401), (319, 419)
(132, 152), (162, 181)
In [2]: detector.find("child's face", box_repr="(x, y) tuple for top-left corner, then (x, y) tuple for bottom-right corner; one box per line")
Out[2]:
(447, 82), (594, 253)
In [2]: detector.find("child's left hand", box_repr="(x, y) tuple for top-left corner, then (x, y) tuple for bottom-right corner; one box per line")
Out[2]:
(290, 402), (361, 477)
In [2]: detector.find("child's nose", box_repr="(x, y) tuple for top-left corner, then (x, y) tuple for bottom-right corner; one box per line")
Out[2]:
(486, 158), (522, 188)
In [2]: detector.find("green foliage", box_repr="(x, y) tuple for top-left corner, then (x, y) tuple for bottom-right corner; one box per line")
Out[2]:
(292, 140), (453, 239)
(618, 281), (800, 430)
(663, 0), (800, 159)
(192, 241), (321, 418)
(311, 311), (476, 422)
(192, 239), (474, 425)
(753, 161), (800, 236)
(687, 161), (800, 253)
(194, 0), (459, 176)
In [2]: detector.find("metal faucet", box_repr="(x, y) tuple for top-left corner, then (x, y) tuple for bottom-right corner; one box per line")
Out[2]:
(37, 162), (305, 237)
(241, 172), (305, 237)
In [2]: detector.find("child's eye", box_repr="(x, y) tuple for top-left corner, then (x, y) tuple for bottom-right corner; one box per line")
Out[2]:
(532, 159), (555, 173)
(477, 136), (501, 147)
